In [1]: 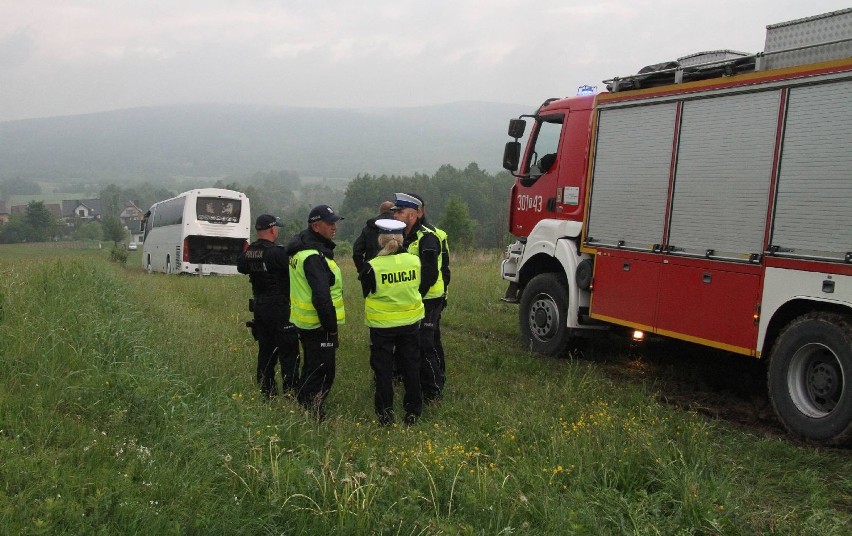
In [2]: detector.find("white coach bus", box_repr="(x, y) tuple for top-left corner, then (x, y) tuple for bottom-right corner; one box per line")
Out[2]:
(141, 188), (250, 275)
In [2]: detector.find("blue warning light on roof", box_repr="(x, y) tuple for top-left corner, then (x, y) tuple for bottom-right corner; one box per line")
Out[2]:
(577, 85), (597, 96)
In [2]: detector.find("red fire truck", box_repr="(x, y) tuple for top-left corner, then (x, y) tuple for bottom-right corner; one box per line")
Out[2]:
(501, 9), (852, 445)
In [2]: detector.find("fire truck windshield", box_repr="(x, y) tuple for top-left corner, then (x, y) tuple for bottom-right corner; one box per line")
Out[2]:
(527, 118), (562, 173)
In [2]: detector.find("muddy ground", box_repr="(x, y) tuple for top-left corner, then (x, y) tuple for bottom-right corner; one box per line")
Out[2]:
(563, 334), (791, 440)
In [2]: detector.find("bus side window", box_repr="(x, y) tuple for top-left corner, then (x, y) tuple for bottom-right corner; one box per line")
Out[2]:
(142, 211), (152, 241)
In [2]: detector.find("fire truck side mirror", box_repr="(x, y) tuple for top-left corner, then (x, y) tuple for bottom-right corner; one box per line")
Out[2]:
(508, 119), (526, 138)
(503, 142), (521, 171)
(529, 165), (543, 181)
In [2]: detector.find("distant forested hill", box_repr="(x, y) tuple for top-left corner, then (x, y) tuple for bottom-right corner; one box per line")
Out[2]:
(0, 101), (532, 182)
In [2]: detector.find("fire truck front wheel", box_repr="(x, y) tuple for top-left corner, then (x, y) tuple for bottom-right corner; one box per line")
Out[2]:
(519, 273), (570, 357)
(768, 312), (852, 446)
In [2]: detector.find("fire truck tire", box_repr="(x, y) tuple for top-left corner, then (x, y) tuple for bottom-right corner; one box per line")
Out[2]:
(767, 312), (852, 445)
(519, 273), (570, 356)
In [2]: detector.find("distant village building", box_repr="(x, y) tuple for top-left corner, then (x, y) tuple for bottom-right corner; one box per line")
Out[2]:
(11, 203), (62, 219)
(120, 201), (145, 243)
(2, 197), (146, 244)
(61, 199), (103, 223)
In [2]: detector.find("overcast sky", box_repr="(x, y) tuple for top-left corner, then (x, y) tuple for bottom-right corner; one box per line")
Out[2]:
(1, 0), (849, 122)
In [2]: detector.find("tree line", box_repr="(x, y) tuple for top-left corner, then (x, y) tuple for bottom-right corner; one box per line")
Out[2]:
(336, 163), (515, 249)
(1, 164), (517, 250)
(225, 163), (516, 250)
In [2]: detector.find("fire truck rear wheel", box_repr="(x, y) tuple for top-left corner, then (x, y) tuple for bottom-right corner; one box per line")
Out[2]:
(519, 273), (570, 357)
(767, 312), (852, 446)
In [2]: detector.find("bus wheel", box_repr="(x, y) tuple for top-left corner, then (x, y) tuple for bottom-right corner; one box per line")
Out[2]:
(519, 273), (570, 357)
(166, 255), (172, 274)
(768, 312), (852, 445)
(146, 255), (152, 273)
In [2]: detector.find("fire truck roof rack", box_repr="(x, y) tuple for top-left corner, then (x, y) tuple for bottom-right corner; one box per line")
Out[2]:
(605, 53), (757, 92)
(605, 8), (852, 93)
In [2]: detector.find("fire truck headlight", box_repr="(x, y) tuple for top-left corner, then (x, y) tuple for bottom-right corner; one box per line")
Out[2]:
(632, 330), (645, 342)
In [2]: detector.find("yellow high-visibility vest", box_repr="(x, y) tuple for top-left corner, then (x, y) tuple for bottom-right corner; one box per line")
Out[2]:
(407, 227), (444, 299)
(430, 224), (450, 298)
(365, 253), (424, 328)
(289, 249), (345, 329)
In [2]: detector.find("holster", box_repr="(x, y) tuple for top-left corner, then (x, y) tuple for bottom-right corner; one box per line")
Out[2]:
(245, 320), (258, 341)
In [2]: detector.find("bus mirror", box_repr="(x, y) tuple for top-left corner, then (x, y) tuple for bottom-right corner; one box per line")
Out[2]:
(508, 119), (526, 139)
(503, 142), (521, 171)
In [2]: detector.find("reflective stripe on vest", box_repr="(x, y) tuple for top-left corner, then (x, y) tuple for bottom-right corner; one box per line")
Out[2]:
(289, 249), (345, 329)
(406, 227), (444, 299)
(365, 253), (425, 328)
(431, 225), (450, 298)
(432, 225), (448, 252)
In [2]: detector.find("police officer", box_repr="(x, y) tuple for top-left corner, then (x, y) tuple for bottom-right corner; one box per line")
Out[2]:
(237, 214), (299, 399)
(407, 193), (450, 378)
(360, 218), (424, 426)
(392, 192), (445, 403)
(286, 205), (345, 420)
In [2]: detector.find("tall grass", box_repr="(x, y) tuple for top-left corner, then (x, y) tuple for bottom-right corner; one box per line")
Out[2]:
(0, 244), (849, 535)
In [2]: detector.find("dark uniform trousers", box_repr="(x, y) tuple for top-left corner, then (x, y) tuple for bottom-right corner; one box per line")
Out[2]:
(420, 297), (445, 402)
(435, 298), (446, 376)
(253, 300), (300, 398)
(370, 323), (422, 421)
(297, 328), (337, 414)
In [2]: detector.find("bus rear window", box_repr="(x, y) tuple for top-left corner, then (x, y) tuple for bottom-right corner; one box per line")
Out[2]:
(197, 197), (241, 224)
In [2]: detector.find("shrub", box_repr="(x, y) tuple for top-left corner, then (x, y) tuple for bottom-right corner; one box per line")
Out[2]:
(110, 244), (129, 264)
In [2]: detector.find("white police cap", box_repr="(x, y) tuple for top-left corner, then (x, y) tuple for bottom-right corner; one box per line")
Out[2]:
(391, 192), (422, 211)
(375, 218), (406, 234)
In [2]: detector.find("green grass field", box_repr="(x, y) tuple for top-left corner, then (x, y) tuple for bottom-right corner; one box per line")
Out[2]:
(0, 244), (849, 535)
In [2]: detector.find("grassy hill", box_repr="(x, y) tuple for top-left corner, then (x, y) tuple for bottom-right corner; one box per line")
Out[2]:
(0, 244), (849, 534)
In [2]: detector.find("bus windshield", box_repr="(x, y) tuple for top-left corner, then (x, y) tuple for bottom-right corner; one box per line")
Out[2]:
(197, 197), (242, 224)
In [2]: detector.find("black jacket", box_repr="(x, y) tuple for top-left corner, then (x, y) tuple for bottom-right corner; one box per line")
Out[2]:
(286, 229), (339, 332)
(237, 238), (290, 301)
(352, 210), (394, 274)
(402, 220), (440, 297)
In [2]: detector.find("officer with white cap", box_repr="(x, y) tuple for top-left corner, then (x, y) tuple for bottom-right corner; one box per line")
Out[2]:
(392, 192), (445, 404)
(360, 218), (425, 425)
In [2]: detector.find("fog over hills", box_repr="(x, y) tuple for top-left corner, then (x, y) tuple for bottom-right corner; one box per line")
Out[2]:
(0, 101), (533, 182)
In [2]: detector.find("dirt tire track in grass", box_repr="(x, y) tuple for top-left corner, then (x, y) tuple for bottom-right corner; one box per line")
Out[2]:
(562, 336), (795, 441)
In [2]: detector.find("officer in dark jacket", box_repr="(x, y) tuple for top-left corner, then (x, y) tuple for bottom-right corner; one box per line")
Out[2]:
(237, 214), (299, 399)
(392, 193), (445, 403)
(352, 200), (394, 275)
(405, 193), (451, 379)
(286, 205), (345, 419)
